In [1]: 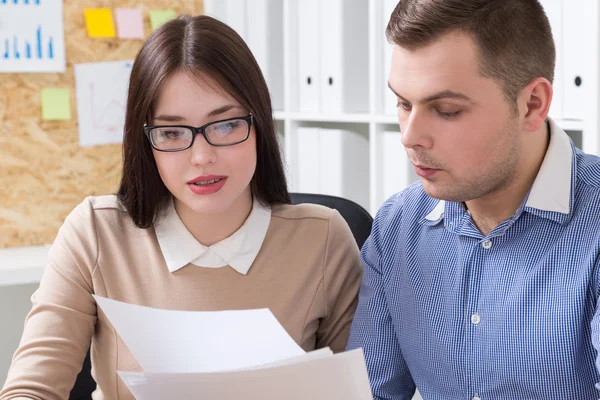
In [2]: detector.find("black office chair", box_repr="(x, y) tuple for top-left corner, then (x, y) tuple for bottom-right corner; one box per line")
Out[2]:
(69, 193), (373, 399)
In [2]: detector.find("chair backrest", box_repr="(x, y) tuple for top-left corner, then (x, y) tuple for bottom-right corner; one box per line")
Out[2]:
(70, 193), (373, 399)
(290, 192), (373, 249)
(69, 349), (95, 399)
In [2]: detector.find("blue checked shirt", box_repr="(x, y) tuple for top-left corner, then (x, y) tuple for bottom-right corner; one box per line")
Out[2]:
(347, 118), (600, 400)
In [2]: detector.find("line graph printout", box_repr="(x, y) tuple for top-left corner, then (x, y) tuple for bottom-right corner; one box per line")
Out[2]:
(74, 60), (133, 147)
(0, 0), (66, 72)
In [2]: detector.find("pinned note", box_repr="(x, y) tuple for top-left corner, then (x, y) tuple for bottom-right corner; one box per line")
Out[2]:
(84, 8), (116, 38)
(41, 88), (71, 121)
(149, 9), (177, 31)
(115, 8), (144, 39)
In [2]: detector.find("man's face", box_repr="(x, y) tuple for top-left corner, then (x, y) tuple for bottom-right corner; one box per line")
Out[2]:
(389, 31), (524, 203)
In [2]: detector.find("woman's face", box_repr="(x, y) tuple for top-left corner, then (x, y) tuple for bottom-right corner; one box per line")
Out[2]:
(149, 72), (256, 217)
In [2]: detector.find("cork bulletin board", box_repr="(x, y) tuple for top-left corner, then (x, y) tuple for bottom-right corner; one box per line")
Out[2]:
(0, 0), (203, 248)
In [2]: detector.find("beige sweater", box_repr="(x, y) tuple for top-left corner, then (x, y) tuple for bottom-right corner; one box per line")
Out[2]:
(0, 195), (363, 400)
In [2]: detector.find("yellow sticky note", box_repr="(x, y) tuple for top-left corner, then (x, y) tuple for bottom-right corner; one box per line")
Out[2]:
(41, 88), (72, 121)
(84, 8), (116, 38)
(149, 9), (177, 31)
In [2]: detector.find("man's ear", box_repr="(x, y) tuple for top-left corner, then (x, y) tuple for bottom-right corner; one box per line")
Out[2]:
(519, 77), (553, 132)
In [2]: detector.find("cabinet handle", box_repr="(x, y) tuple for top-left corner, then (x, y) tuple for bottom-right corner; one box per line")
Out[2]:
(575, 76), (582, 87)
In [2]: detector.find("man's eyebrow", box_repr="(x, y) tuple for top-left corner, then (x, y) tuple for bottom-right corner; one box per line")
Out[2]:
(388, 82), (476, 105)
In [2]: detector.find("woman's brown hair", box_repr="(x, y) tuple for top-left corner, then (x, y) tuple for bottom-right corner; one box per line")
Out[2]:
(117, 14), (290, 229)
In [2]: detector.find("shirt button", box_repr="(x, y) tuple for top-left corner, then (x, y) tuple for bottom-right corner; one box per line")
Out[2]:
(473, 396), (481, 400)
(471, 313), (481, 325)
(482, 240), (492, 249)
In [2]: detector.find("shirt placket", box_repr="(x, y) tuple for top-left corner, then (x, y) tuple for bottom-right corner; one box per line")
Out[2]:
(457, 213), (487, 400)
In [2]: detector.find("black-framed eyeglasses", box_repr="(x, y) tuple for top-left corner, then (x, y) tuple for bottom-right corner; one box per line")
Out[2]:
(144, 114), (253, 152)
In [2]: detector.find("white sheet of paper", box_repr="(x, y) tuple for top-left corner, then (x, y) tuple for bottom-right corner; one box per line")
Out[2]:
(93, 295), (305, 373)
(118, 349), (373, 400)
(74, 60), (133, 147)
(0, 0), (66, 73)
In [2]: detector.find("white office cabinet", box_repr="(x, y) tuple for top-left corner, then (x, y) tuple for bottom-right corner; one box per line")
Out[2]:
(539, 0), (564, 120)
(319, 0), (369, 114)
(563, 0), (585, 120)
(205, 0), (597, 218)
(296, 0), (321, 112)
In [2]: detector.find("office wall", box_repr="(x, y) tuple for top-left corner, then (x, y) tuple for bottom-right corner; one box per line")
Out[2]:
(0, 283), (38, 385)
(0, 0), (203, 249)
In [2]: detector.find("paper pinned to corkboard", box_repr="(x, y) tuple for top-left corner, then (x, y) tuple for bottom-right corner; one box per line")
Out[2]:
(0, 0), (204, 248)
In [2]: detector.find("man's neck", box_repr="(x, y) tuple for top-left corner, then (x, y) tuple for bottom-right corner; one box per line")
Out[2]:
(465, 124), (550, 236)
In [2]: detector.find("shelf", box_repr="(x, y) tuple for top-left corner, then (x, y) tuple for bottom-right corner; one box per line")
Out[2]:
(554, 118), (584, 131)
(275, 112), (372, 123)
(0, 245), (49, 287)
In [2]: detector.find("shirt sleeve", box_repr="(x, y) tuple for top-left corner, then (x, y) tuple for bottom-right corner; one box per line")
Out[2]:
(591, 248), (600, 395)
(346, 194), (416, 400)
(0, 199), (98, 400)
(316, 209), (364, 353)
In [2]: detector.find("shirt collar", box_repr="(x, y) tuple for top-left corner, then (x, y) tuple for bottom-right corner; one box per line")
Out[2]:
(423, 117), (575, 225)
(154, 197), (272, 275)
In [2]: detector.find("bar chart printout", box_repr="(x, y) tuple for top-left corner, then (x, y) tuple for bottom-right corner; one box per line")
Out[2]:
(0, 0), (66, 73)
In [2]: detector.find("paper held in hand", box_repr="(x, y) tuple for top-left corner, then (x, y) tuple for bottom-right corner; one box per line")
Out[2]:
(93, 295), (373, 400)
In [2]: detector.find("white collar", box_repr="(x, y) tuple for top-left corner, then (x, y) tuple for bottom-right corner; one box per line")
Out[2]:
(154, 197), (272, 275)
(425, 117), (573, 221)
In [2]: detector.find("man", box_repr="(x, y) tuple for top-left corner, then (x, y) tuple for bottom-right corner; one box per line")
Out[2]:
(347, 1), (600, 399)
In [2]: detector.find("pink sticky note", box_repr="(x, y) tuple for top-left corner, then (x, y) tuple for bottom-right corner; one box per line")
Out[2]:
(115, 8), (145, 39)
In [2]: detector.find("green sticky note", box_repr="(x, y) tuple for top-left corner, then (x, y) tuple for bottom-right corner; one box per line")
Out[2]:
(41, 88), (72, 121)
(149, 9), (176, 31)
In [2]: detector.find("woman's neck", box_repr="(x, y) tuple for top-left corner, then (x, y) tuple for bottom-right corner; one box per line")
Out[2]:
(174, 192), (253, 246)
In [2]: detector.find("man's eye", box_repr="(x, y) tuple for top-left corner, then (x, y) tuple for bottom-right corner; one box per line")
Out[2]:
(437, 110), (460, 118)
(397, 102), (412, 111)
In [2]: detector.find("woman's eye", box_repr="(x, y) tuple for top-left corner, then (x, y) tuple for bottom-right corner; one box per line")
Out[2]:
(164, 130), (183, 138)
(214, 122), (238, 135)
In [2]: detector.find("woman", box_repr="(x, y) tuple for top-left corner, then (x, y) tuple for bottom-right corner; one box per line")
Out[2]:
(0, 15), (362, 400)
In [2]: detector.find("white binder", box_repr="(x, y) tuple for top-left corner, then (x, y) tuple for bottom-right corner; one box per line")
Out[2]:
(318, 129), (344, 197)
(381, 130), (417, 200)
(224, 0), (247, 38)
(538, 0), (564, 120)
(383, 0), (398, 115)
(297, 0), (321, 112)
(318, 128), (370, 209)
(562, 0), (584, 120)
(246, 0), (284, 111)
(318, 0), (369, 114)
(296, 127), (321, 193)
